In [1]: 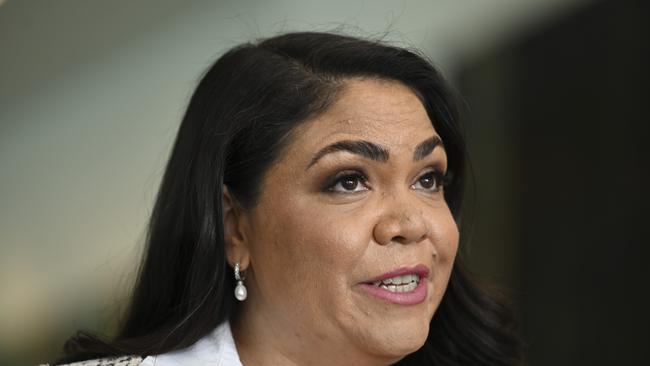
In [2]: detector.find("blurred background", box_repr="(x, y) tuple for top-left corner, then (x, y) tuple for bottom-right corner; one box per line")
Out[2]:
(1, 0), (648, 365)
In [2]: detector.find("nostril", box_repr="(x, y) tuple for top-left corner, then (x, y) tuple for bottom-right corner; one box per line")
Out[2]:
(392, 235), (407, 244)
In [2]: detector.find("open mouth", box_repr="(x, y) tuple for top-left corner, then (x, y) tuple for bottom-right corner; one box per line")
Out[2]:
(369, 274), (420, 293)
(358, 264), (429, 305)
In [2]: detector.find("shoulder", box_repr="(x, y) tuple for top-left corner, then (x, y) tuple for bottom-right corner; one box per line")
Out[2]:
(44, 355), (144, 366)
(45, 322), (238, 366)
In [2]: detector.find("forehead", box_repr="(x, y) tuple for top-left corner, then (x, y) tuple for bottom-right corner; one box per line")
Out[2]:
(291, 78), (438, 154)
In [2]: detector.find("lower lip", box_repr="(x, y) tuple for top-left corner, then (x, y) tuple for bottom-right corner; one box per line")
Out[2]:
(358, 279), (428, 305)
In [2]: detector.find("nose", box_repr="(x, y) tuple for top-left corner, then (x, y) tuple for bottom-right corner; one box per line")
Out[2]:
(373, 197), (429, 246)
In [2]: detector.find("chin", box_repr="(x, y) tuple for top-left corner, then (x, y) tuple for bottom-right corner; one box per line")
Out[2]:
(388, 327), (428, 356)
(364, 318), (430, 360)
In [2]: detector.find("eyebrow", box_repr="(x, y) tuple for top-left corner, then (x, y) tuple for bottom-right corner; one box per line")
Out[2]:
(306, 135), (443, 170)
(413, 136), (443, 161)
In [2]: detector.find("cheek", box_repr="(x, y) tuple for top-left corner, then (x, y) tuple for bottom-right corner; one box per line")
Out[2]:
(430, 211), (459, 294)
(249, 197), (369, 297)
(440, 219), (459, 262)
(428, 204), (460, 259)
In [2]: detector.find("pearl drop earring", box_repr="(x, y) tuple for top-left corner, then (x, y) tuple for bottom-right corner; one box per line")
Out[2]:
(234, 263), (247, 301)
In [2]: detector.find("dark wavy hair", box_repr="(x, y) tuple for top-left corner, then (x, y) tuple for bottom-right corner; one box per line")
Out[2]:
(58, 31), (523, 365)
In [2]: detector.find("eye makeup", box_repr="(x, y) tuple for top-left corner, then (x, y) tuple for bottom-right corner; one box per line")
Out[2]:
(320, 169), (369, 193)
(318, 165), (451, 196)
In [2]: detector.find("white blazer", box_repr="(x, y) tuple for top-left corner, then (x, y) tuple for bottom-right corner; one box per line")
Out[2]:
(49, 322), (243, 366)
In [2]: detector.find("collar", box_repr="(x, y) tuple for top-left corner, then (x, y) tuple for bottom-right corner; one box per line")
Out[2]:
(140, 322), (243, 366)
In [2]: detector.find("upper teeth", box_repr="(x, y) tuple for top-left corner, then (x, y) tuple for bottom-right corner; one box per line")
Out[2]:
(372, 274), (420, 287)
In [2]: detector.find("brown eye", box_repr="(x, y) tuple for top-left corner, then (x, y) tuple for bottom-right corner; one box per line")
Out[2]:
(412, 170), (444, 193)
(341, 176), (360, 190)
(323, 171), (369, 193)
(419, 173), (436, 189)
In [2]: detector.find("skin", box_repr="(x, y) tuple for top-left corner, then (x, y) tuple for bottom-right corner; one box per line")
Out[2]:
(223, 78), (459, 366)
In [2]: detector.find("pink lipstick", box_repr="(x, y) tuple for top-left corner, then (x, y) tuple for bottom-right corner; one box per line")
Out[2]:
(358, 264), (429, 305)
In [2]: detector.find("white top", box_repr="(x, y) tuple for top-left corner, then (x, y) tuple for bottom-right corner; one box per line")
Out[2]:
(139, 322), (243, 366)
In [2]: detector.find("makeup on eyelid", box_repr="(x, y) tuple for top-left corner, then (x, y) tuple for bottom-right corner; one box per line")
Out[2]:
(320, 167), (449, 194)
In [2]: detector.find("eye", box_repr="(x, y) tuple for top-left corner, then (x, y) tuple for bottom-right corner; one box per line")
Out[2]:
(323, 171), (369, 193)
(411, 170), (446, 193)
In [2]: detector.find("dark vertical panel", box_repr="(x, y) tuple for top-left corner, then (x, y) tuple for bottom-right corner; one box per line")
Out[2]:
(457, 0), (650, 364)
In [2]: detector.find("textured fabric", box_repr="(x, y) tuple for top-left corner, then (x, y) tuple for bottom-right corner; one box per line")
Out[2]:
(47, 322), (242, 366)
(44, 355), (144, 366)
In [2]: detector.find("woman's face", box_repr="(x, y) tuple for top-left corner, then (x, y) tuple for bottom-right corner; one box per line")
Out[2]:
(234, 78), (459, 365)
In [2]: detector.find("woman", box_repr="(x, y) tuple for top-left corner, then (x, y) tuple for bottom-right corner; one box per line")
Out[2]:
(53, 32), (522, 366)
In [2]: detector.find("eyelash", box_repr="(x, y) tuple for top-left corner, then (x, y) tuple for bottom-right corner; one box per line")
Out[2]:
(322, 169), (449, 194)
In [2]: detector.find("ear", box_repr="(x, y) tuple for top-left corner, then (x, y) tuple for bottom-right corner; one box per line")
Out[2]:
(222, 185), (251, 270)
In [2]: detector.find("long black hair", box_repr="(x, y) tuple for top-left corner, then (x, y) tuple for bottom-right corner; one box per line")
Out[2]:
(59, 31), (523, 365)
